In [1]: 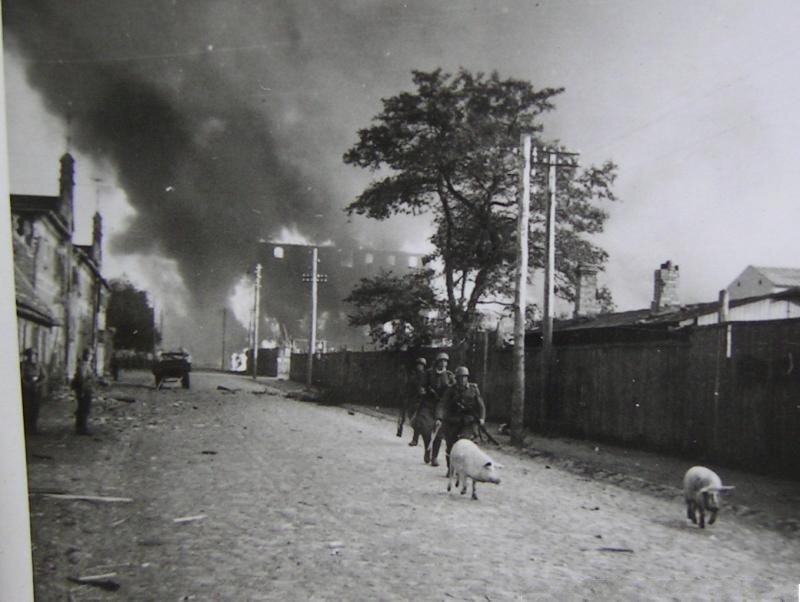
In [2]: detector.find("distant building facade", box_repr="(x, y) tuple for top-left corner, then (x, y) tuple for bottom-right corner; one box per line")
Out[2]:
(10, 154), (110, 381)
(255, 241), (424, 349)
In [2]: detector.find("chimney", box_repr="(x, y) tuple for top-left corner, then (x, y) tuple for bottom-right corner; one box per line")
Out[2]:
(59, 153), (75, 234)
(574, 265), (600, 318)
(652, 260), (680, 311)
(92, 212), (103, 266)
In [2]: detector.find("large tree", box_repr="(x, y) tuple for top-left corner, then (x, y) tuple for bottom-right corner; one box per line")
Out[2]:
(344, 68), (617, 342)
(107, 279), (161, 352)
(344, 268), (441, 350)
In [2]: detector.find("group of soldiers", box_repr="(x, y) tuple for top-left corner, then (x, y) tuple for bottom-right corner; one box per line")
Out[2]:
(19, 347), (96, 436)
(396, 352), (487, 471)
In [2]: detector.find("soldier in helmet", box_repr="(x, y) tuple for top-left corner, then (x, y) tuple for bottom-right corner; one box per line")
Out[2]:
(19, 347), (46, 436)
(424, 351), (455, 466)
(71, 348), (95, 435)
(434, 365), (486, 471)
(397, 357), (428, 446)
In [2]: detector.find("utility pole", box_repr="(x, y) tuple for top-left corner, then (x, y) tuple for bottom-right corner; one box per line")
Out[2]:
(511, 133), (533, 447)
(542, 150), (557, 359)
(536, 148), (578, 428)
(302, 247), (328, 386)
(221, 307), (227, 371)
(252, 264), (262, 380)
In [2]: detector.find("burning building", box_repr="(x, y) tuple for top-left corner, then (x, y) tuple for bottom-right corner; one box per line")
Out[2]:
(255, 241), (424, 350)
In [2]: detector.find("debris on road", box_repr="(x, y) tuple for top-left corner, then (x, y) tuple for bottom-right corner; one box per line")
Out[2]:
(112, 396), (138, 403)
(286, 389), (321, 402)
(252, 387), (280, 396)
(173, 514), (207, 524)
(216, 385), (241, 393)
(597, 547), (634, 554)
(67, 573), (121, 591)
(36, 493), (133, 504)
(31, 454), (55, 461)
(200, 450), (218, 455)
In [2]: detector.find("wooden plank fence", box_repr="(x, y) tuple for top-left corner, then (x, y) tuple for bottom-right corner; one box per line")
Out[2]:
(291, 319), (800, 477)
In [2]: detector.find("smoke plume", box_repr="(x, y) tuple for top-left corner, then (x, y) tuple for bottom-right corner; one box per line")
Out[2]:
(3, 0), (434, 362)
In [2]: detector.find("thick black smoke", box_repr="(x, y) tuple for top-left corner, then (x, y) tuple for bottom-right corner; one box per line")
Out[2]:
(3, 1), (428, 361)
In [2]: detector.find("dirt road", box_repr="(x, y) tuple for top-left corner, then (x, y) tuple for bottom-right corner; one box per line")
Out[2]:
(25, 371), (800, 601)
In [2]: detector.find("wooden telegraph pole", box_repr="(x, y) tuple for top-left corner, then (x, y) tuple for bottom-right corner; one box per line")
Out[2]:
(221, 307), (227, 371)
(302, 248), (328, 386)
(538, 148), (578, 428)
(511, 133), (533, 447)
(252, 264), (262, 380)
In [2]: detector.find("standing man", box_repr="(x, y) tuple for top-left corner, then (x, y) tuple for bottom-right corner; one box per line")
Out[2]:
(434, 366), (486, 472)
(397, 357), (427, 446)
(71, 348), (95, 435)
(19, 348), (46, 436)
(426, 352), (455, 467)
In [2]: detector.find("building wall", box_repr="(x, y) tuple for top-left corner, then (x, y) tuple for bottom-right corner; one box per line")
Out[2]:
(11, 214), (68, 378)
(727, 266), (782, 300)
(695, 298), (800, 326)
(10, 170), (108, 380)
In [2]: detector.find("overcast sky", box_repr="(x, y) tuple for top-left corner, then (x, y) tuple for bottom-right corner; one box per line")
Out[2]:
(4, 0), (800, 339)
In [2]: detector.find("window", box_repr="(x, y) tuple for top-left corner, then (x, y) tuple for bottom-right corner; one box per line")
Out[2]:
(387, 255), (396, 266)
(273, 246), (284, 259)
(364, 253), (374, 265)
(407, 255), (418, 268)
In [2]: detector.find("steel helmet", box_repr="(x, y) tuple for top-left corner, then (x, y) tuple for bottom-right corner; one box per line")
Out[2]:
(435, 352), (449, 362)
(455, 366), (469, 377)
(416, 357), (427, 367)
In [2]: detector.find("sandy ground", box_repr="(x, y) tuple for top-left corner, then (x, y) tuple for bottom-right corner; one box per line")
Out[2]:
(23, 370), (800, 601)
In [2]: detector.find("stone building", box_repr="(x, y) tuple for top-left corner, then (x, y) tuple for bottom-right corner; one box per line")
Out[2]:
(10, 154), (110, 381)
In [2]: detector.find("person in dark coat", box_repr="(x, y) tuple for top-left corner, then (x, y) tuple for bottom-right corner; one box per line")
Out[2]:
(397, 357), (428, 446)
(434, 365), (487, 472)
(71, 348), (95, 435)
(425, 352), (455, 466)
(20, 348), (46, 436)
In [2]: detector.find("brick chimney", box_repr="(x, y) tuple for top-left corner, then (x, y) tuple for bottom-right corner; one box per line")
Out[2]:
(574, 265), (600, 318)
(651, 260), (680, 311)
(59, 153), (75, 234)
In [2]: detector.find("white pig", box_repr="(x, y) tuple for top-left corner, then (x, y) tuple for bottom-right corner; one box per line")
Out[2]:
(683, 466), (735, 528)
(447, 438), (501, 500)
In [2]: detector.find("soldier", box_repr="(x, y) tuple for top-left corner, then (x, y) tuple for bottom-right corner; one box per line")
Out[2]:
(434, 365), (487, 472)
(71, 348), (95, 435)
(425, 351), (455, 467)
(397, 357), (427, 446)
(19, 348), (46, 436)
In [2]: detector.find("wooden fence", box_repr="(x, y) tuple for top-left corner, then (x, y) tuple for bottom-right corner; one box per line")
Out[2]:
(292, 319), (800, 477)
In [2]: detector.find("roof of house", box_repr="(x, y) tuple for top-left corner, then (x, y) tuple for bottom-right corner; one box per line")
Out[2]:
(10, 194), (61, 213)
(750, 266), (800, 288)
(14, 264), (56, 327)
(524, 288), (800, 345)
(10, 194), (70, 237)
